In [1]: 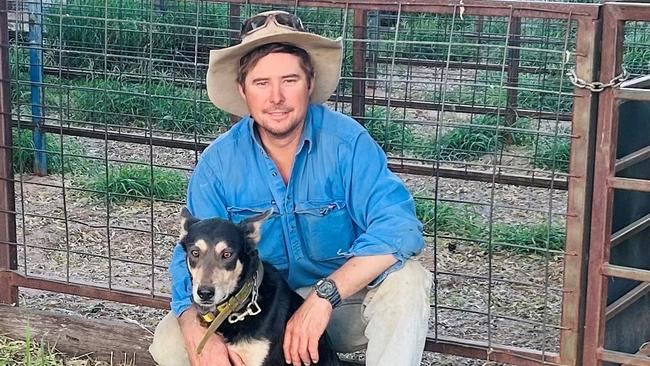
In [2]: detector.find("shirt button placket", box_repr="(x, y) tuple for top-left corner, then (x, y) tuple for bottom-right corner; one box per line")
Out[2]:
(286, 193), (301, 258)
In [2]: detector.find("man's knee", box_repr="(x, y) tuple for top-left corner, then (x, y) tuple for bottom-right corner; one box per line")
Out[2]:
(376, 260), (431, 298)
(364, 260), (432, 318)
(149, 312), (190, 366)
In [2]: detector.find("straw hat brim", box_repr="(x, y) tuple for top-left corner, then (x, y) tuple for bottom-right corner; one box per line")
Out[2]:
(206, 30), (343, 117)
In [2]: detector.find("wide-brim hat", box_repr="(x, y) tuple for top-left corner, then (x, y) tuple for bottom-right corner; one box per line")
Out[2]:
(206, 11), (343, 117)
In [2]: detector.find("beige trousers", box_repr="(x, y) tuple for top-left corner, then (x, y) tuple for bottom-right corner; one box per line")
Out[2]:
(149, 260), (432, 366)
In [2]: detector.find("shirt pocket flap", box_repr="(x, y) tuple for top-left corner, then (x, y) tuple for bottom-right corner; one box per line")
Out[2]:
(295, 200), (354, 261)
(295, 200), (346, 216)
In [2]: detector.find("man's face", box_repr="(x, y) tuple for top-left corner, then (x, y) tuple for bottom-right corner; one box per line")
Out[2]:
(239, 52), (314, 140)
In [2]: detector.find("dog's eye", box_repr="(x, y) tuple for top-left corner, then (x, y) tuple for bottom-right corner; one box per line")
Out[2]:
(190, 249), (199, 257)
(222, 251), (232, 259)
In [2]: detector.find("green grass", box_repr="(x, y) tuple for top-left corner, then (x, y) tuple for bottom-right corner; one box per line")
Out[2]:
(0, 333), (62, 366)
(532, 133), (571, 172)
(0, 333), (135, 365)
(493, 221), (566, 252)
(362, 107), (418, 154)
(395, 14), (506, 62)
(295, 7), (351, 37)
(70, 77), (229, 135)
(410, 115), (570, 174)
(416, 199), (484, 239)
(363, 111), (538, 163)
(88, 164), (188, 202)
(44, 0), (229, 73)
(438, 119), (501, 160)
(425, 71), (574, 115)
(12, 129), (87, 175)
(432, 115), (507, 161)
(415, 198), (566, 253)
(9, 46), (30, 105)
(624, 22), (650, 76)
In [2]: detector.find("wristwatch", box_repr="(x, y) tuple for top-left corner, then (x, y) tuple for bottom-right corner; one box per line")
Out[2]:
(314, 278), (341, 308)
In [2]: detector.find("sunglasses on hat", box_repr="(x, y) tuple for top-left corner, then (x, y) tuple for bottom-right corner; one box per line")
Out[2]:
(240, 12), (305, 38)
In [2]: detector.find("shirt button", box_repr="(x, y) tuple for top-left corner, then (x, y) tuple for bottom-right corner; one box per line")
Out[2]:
(271, 172), (277, 177)
(271, 200), (276, 205)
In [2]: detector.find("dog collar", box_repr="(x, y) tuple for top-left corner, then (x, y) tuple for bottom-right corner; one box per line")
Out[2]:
(200, 280), (254, 324)
(196, 261), (264, 354)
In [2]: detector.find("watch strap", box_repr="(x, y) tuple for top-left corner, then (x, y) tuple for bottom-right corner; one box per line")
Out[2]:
(315, 278), (342, 308)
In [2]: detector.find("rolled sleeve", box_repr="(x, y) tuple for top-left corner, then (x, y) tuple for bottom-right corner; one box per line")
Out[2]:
(342, 131), (424, 285)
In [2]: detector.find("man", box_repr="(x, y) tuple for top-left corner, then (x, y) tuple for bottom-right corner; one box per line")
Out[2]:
(149, 10), (432, 366)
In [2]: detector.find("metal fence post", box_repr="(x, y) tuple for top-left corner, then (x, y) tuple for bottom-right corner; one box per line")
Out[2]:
(558, 16), (601, 366)
(505, 17), (521, 144)
(28, 0), (46, 176)
(352, 9), (367, 123)
(0, 0), (18, 305)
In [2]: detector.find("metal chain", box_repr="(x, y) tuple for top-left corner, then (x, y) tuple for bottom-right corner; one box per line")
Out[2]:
(567, 67), (629, 93)
(227, 272), (262, 324)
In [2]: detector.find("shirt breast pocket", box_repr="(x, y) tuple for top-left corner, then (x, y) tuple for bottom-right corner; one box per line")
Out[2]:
(226, 205), (287, 268)
(295, 200), (355, 261)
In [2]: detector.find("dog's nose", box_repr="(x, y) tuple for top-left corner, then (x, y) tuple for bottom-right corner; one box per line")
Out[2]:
(197, 286), (215, 301)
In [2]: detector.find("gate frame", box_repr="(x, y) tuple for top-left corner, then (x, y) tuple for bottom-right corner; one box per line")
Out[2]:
(583, 3), (650, 366)
(0, 1), (607, 365)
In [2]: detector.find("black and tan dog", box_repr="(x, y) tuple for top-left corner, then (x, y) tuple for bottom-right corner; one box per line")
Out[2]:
(179, 207), (340, 366)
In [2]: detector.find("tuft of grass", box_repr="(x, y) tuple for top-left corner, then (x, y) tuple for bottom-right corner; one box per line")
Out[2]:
(414, 116), (537, 162)
(435, 115), (505, 161)
(508, 118), (536, 146)
(532, 134), (571, 173)
(425, 71), (574, 115)
(493, 222), (566, 252)
(0, 334), (62, 366)
(416, 199), (484, 239)
(12, 129), (87, 175)
(9, 46), (30, 106)
(415, 198), (566, 253)
(362, 107), (417, 154)
(0, 333), (139, 365)
(71, 77), (229, 135)
(88, 164), (188, 202)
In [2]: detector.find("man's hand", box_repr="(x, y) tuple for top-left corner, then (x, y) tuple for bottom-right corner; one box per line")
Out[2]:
(178, 308), (245, 366)
(283, 292), (332, 366)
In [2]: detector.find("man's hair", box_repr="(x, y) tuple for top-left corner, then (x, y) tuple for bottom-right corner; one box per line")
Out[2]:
(237, 43), (314, 89)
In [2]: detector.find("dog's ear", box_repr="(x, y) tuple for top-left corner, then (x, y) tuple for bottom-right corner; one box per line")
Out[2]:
(240, 209), (273, 247)
(179, 206), (199, 244)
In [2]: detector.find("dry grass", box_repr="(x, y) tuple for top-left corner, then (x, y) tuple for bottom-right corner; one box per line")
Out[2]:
(0, 335), (136, 366)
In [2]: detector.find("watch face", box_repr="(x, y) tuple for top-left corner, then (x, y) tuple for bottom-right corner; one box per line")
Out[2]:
(318, 280), (336, 297)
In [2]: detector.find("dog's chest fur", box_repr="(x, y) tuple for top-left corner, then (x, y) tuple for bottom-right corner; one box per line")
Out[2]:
(217, 264), (301, 366)
(229, 338), (271, 366)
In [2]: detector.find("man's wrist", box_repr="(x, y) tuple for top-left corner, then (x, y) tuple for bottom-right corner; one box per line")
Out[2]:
(313, 278), (342, 308)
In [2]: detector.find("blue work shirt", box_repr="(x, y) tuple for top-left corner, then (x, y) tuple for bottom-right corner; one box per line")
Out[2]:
(169, 103), (424, 316)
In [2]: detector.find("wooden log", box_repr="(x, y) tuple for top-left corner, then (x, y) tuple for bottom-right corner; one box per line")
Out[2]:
(0, 304), (156, 365)
(0, 304), (364, 365)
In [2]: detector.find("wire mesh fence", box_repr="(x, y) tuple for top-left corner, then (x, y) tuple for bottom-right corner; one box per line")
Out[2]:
(1, 0), (648, 364)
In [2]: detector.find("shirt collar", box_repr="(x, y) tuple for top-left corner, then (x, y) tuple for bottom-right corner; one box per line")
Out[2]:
(246, 104), (315, 156)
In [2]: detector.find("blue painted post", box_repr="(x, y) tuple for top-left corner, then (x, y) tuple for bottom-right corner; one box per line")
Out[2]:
(28, 0), (46, 176)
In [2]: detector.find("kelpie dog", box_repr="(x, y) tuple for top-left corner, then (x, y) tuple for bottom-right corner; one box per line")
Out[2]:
(179, 207), (340, 366)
